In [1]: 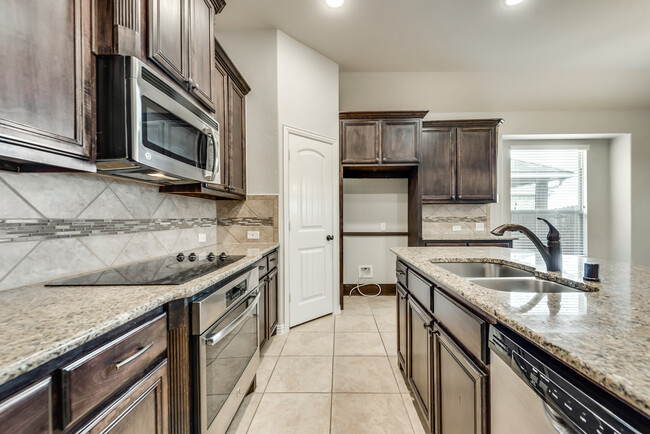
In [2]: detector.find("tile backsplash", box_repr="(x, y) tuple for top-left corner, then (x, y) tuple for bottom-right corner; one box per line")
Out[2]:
(0, 172), (217, 291)
(217, 195), (278, 244)
(422, 204), (490, 239)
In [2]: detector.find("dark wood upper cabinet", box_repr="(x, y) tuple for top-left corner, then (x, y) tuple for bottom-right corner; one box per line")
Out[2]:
(340, 111), (427, 166)
(149, 0), (189, 84)
(228, 77), (247, 195)
(0, 0), (96, 172)
(188, 0), (216, 110)
(421, 119), (502, 204)
(0, 378), (52, 434)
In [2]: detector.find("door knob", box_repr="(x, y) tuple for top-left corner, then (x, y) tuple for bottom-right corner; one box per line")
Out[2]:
(326, 235), (334, 241)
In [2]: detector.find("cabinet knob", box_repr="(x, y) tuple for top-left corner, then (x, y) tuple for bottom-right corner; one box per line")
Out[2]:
(458, 195), (462, 200)
(451, 195), (456, 200)
(375, 157), (380, 163)
(382, 157), (387, 162)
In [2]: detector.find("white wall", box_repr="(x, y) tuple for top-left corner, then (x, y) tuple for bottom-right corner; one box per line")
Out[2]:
(340, 72), (650, 265)
(343, 179), (408, 284)
(215, 30), (280, 194)
(610, 135), (632, 262)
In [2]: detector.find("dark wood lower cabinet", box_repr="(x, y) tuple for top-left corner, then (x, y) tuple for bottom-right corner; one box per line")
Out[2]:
(258, 281), (267, 349)
(407, 297), (435, 432)
(434, 327), (487, 434)
(258, 250), (280, 350)
(267, 268), (279, 336)
(396, 283), (408, 373)
(0, 378), (52, 434)
(80, 360), (169, 434)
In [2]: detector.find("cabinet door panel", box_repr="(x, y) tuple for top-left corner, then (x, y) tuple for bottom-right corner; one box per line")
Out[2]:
(189, 0), (216, 110)
(268, 268), (278, 336)
(209, 59), (229, 191)
(228, 80), (246, 195)
(421, 126), (456, 202)
(0, 378), (51, 434)
(456, 127), (496, 202)
(381, 119), (420, 163)
(0, 0), (94, 166)
(408, 298), (434, 431)
(435, 329), (487, 434)
(397, 283), (408, 373)
(149, 0), (188, 84)
(341, 120), (379, 164)
(258, 282), (267, 348)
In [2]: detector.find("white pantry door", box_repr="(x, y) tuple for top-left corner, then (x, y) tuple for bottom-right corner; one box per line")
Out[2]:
(287, 128), (335, 327)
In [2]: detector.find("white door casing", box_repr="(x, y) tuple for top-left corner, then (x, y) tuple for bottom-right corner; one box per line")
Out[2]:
(284, 126), (337, 327)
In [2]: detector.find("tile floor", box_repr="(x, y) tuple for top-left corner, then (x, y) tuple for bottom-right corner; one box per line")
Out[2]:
(226, 295), (426, 434)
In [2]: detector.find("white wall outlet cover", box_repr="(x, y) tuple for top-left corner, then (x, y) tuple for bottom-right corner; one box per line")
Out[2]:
(380, 222), (386, 231)
(452, 225), (462, 232)
(358, 265), (373, 278)
(475, 222), (485, 231)
(247, 231), (260, 240)
(198, 233), (207, 243)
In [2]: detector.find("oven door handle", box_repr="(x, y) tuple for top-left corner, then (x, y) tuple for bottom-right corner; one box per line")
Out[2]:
(204, 291), (260, 346)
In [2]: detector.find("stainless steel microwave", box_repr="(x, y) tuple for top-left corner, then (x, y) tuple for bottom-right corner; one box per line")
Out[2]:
(96, 56), (219, 185)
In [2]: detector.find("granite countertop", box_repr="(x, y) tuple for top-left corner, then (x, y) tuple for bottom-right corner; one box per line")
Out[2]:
(422, 234), (518, 241)
(0, 243), (279, 388)
(390, 246), (650, 417)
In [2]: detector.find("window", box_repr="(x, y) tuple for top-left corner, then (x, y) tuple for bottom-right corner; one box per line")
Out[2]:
(510, 147), (587, 255)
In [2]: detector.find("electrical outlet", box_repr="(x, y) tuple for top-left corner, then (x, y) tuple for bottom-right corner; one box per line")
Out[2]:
(453, 225), (462, 232)
(380, 222), (386, 231)
(198, 233), (207, 243)
(475, 222), (485, 231)
(247, 231), (260, 240)
(358, 265), (373, 279)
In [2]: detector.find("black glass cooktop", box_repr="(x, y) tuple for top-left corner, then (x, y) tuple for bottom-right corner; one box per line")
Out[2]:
(46, 253), (246, 286)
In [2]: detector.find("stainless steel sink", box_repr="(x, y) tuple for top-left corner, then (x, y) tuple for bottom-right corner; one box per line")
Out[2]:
(433, 262), (534, 278)
(467, 277), (579, 293)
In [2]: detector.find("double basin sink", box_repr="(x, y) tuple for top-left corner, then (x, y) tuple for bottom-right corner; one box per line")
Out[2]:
(432, 262), (580, 293)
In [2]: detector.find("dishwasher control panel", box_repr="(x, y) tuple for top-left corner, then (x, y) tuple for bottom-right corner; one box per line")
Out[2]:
(489, 326), (645, 434)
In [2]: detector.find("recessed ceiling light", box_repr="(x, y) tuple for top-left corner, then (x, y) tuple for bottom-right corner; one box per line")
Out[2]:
(505, 0), (525, 5)
(325, 0), (344, 8)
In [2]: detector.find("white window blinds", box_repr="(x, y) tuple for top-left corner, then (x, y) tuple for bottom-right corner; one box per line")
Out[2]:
(510, 148), (587, 255)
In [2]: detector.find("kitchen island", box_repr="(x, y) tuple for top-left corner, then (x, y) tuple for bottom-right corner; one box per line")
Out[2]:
(391, 246), (650, 429)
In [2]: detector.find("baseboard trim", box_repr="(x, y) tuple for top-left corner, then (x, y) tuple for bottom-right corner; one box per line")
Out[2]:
(342, 283), (396, 296)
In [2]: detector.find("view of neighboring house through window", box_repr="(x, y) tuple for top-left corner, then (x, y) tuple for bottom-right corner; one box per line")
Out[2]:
(510, 147), (587, 255)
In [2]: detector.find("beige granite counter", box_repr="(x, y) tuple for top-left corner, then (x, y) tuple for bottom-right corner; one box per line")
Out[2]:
(390, 246), (650, 417)
(0, 243), (279, 387)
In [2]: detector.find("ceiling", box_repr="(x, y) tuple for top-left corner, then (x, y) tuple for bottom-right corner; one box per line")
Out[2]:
(214, 0), (650, 72)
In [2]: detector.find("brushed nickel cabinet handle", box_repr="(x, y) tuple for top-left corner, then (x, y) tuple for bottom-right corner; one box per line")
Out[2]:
(115, 343), (153, 370)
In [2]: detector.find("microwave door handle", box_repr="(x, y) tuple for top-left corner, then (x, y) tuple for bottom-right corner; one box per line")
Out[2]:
(204, 291), (260, 346)
(203, 128), (218, 182)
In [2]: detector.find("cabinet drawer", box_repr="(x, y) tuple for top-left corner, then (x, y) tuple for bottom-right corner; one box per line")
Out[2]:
(61, 313), (168, 426)
(266, 250), (278, 272)
(407, 269), (433, 312)
(254, 258), (268, 277)
(433, 289), (487, 364)
(0, 378), (51, 433)
(396, 261), (408, 287)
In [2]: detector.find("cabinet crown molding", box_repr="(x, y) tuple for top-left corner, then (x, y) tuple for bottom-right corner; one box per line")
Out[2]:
(339, 110), (429, 120)
(423, 118), (504, 128)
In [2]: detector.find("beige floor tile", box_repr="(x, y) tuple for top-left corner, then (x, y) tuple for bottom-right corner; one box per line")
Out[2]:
(226, 393), (262, 434)
(266, 356), (333, 393)
(261, 333), (288, 357)
(334, 332), (386, 356)
(391, 357), (410, 393)
(333, 356), (398, 393)
(256, 355), (278, 393)
(331, 394), (414, 434)
(402, 393), (428, 434)
(344, 295), (370, 304)
(369, 295), (396, 307)
(375, 313), (398, 333)
(335, 315), (378, 333)
(281, 332), (334, 356)
(381, 332), (398, 356)
(290, 315), (334, 333)
(339, 300), (373, 315)
(248, 393), (331, 434)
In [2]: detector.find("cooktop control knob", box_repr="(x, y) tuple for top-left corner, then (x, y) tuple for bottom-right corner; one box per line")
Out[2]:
(207, 252), (216, 262)
(176, 253), (185, 262)
(188, 252), (197, 262)
(219, 252), (227, 261)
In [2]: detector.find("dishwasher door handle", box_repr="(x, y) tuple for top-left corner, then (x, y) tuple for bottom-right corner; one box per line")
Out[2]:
(543, 402), (574, 434)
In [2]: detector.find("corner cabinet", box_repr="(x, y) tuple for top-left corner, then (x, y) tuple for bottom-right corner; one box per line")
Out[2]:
(421, 119), (502, 204)
(340, 111), (428, 165)
(0, 0), (96, 172)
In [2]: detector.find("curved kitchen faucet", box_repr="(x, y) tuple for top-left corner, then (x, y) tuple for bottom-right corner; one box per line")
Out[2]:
(491, 218), (562, 272)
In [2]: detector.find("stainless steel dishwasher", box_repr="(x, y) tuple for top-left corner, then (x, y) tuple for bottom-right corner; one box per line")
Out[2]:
(489, 326), (646, 434)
